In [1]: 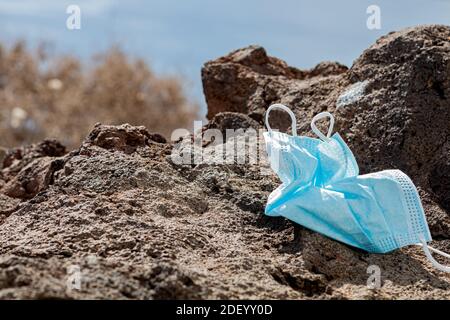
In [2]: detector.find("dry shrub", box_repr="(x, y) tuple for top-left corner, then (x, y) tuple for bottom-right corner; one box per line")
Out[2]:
(0, 42), (199, 149)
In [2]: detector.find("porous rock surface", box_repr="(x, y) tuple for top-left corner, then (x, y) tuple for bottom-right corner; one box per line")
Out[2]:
(203, 25), (450, 243)
(0, 25), (449, 299)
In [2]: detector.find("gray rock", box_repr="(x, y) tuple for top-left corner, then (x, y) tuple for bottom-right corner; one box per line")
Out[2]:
(1, 26), (450, 299)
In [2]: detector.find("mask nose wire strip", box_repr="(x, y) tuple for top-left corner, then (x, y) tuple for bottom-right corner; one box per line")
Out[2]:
(311, 112), (335, 142)
(265, 104), (298, 136)
(417, 236), (450, 273)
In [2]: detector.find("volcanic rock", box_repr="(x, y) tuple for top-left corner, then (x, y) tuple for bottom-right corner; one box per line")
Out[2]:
(0, 25), (449, 299)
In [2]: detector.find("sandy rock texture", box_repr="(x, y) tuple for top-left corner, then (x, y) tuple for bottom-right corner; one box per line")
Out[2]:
(0, 25), (449, 299)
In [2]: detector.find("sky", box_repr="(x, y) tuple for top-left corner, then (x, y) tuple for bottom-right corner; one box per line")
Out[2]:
(0, 0), (448, 114)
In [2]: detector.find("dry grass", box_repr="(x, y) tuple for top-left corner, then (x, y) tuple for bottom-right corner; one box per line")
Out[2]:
(0, 42), (199, 149)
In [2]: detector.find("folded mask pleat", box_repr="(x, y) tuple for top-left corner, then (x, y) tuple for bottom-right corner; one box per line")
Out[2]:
(264, 114), (432, 256)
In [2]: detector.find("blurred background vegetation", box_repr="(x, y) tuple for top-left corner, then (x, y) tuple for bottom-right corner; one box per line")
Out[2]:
(0, 42), (199, 149)
(1, 1), (448, 149)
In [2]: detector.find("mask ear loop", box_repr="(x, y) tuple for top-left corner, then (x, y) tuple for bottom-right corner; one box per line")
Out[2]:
(311, 112), (334, 142)
(417, 236), (450, 273)
(265, 104), (297, 136)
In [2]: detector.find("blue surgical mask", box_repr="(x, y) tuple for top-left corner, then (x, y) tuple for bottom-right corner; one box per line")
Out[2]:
(264, 104), (450, 272)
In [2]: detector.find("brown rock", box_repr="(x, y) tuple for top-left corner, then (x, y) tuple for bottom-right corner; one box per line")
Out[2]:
(202, 44), (347, 124)
(0, 147), (6, 170)
(83, 123), (167, 154)
(3, 157), (64, 199)
(2, 139), (66, 173)
(202, 25), (450, 239)
(0, 26), (450, 300)
(1, 140), (67, 199)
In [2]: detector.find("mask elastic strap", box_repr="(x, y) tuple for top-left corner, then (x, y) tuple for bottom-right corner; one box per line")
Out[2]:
(417, 236), (450, 273)
(265, 104), (297, 136)
(311, 112), (334, 142)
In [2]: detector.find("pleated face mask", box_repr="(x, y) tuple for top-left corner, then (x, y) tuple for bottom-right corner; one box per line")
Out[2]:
(264, 104), (450, 273)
